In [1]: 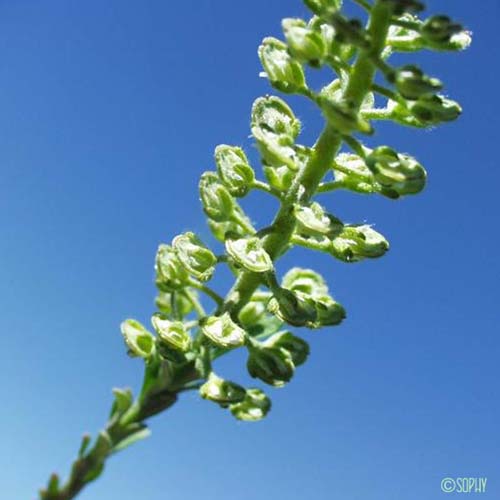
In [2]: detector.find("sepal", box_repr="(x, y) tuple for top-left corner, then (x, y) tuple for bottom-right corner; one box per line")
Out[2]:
(173, 232), (216, 282)
(225, 235), (273, 273)
(215, 145), (255, 198)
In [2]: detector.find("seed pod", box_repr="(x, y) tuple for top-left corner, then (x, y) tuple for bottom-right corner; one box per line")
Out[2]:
(281, 267), (329, 298)
(258, 37), (307, 94)
(294, 202), (343, 238)
(268, 288), (318, 327)
(151, 314), (191, 352)
(391, 65), (443, 100)
(251, 95), (301, 170)
(201, 313), (247, 349)
(319, 95), (373, 135)
(120, 319), (155, 359)
(172, 232), (216, 282)
(330, 225), (389, 262)
(282, 18), (326, 67)
(365, 146), (427, 197)
(264, 331), (310, 367)
(333, 153), (378, 194)
(247, 344), (295, 387)
(381, 0), (424, 15)
(199, 373), (246, 407)
(155, 244), (190, 292)
(226, 235), (274, 273)
(215, 145), (255, 198)
(409, 94), (462, 125)
(230, 388), (272, 422)
(313, 295), (346, 327)
(199, 172), (235, 222)
(421, 15), (463, 45)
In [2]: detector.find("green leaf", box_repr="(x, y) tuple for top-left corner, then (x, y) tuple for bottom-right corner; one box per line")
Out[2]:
(113, 425), (151, 453)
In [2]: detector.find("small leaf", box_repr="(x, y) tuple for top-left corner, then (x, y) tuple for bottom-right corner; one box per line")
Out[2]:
(113, 424), (151, 453)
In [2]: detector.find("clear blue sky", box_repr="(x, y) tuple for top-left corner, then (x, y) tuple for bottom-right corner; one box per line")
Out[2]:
(1, 1), (498, 499)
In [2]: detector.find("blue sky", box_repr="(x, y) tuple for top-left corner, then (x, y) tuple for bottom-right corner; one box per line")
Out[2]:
(1, 1), (498, 499)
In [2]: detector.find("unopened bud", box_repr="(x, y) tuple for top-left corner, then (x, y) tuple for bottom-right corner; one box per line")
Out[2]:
(303, 0), (342, 17)
(365, 146), (427, 197)
(151, 314), (191, 352)
(282, 18), (327, 67)
(263, 331), (310, 367)
(319, 95), (373, 135)
(282, 267), (329, 298)
(409, 94), (462, 125)
(173, 232), (216, 282)
(120, 319), (155, 359)
(294, 202), (343, 238)
(247, 343), (295, 387)
(333, 153), (377, 194)
(199, 172), (235, 222)
(226, 235), (273, 273)
(215, 145), (255, 198)
(381, 0), (424, 15)
(312, 295), (346, 327)
(230, 388), (272, 422)
(331, 14), (370, 49)
(155, 290), (196, 317)
(268, 288), (317, 327)
(199, 373), (246, 407)
(421, 15), (463, 45)
(155, 244), (189, 292)
(201, 313), (247, 348)
(391, 65), (442, 100)
(263, 164), (295, 192)
(331, 224), (389, 262)
(258, 37), (307, 94)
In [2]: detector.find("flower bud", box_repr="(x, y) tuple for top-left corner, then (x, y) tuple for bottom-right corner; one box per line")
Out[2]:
(251, 96), (301, 170)
(282, 267), (329, 298)
(230, 388), (272, 422)
(151, 314), (191, 352)
(201, 313), (247, 348)
(409, 94), (462, 125)
(199, 372), (246, 407)
(282, 18), (327, 67)
(258, 37), (307, 94)
(155, 290), (196, 317)
(313, 295), (346, 327)
(333, 153), (378, 194)
(319, 95), (373, 135)
(207, 219), (243, 243)
(331, 14), (370, 49)
(330, 224), (389, 262)
(263, 164), (295, 192)
(172, 232), (216, 282)
(225, 235), (274, 273)
(391, 65), (443, 100)
(365, 146), (427, 197)
(294, 202), (343, 238)
(155, 244), (190, 292)
(381, 0), (424, 15)
(264, 331), (310, 367)
(268, 288), (317, 327)
(120, 319), (155, 359)
(247, 343), (295, 387)
(199, 172), (235, 222)
(303, 0), (342, 17)
(215, 145), (255, 198)
(421, 15), (463, 45)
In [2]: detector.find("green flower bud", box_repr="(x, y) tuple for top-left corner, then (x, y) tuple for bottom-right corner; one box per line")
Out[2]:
(263, 164), (295, 192)
(391, 65), (443, 100)
(313, 295), (346, 327)
(381, 0), (424, 15)
(365, 146), (427, 197)
(247, 343), (295, 387)
(251, 96), (301, 170)
(293, 202), (343, 238)
(258, 37), (307, 94)
(199, 172), (235, 222)
(330, 224), (389, 262)
(319, 95), (373, 135)
(172, 232), (216, 282)
(230, 388), (272, 422)
(155, 290), (196, 317)
(331, 14), (370, 49)
(421, 15), (463, 45)
(199, 373), (246, 407)
(333, 153), (378, 194)
(226, 235), (273, 273)
(409, 94), (462, 125)
(263, 331), (310, 367)
(215, 145), (255, 198)
(238, 295), (269, 329)
(303, 0), (342, 17)
(201, 313), (247, 349)
(281, 267), (329, 298)
(282, 18), (326, 67)
(120, 319), (155, 359)
(155, 244), (189, 292)
(151, 314), (191, 353)
(268, 288), (318, 327)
